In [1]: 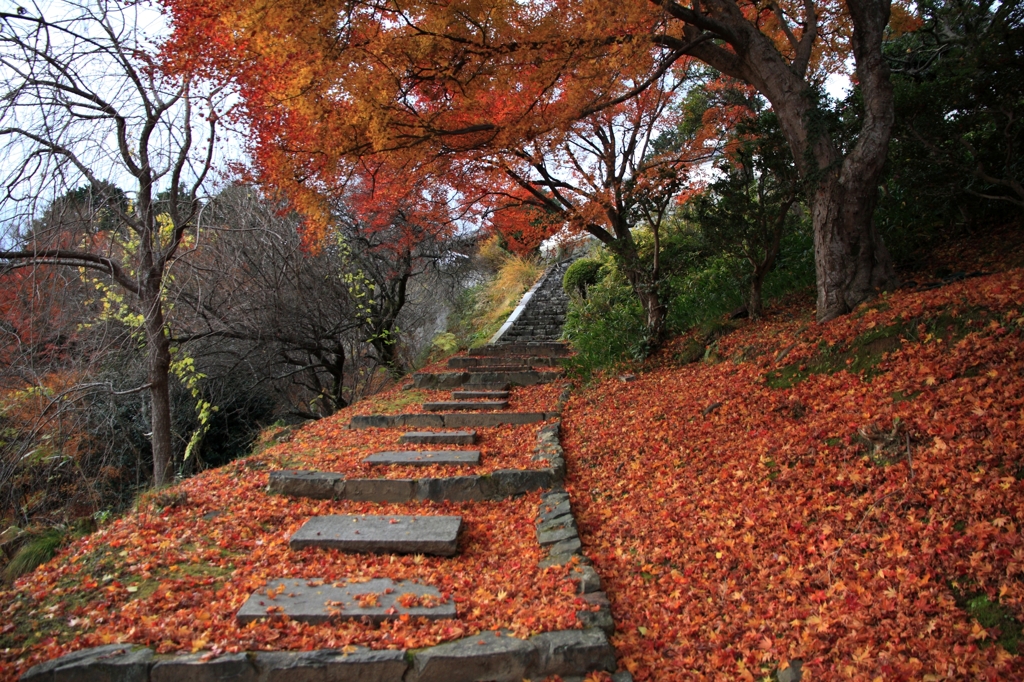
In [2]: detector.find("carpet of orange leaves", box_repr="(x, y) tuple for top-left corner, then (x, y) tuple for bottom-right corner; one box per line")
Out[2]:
(564, 269), (1024, 680)
(265, 419), (555, 478)
(3, 269), (1023, 681)
(0, 380), (577, 679)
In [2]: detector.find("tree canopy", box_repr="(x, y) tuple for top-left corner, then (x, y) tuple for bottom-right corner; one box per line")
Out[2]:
(166, 0), (921, 321)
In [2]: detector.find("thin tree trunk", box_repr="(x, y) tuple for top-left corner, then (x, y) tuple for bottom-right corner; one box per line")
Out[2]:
(748, 275), (765, 319)
(638, 287), (667, 345)
(618, 250), (667, 346)
(143, 286), (175, 487)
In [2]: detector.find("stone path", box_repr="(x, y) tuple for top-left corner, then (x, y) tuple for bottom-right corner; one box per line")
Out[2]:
(493, 259), (574, 344)
(399, 430), (476, 445)
(363, 450), (481, 466)
(24, 265), (633, 682)
(237, 578), (456, 624)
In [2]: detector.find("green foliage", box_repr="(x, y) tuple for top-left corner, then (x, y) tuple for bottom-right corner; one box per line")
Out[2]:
(875, 0), (1024, 264)
(430, 332), (459, 357)
(563, 273), (650, 381)
(687, 110), (803, 315)
(562, 258), (603, 299)
(2, 527), (64, 583)
(966, 595), (1021, 654)
(564, 220), (814, 376)
(170, 352), (217, 463)
(666, 253), (748, 331)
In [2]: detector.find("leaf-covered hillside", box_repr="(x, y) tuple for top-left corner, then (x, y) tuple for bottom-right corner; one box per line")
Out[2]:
(1, 268), (1022, 681)
(564, 269), (1024, 679)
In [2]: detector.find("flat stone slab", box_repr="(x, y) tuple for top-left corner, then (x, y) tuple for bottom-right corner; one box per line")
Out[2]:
(290, 515), (463, 556)
(350, 412), (552, 429)
(252, 649), (408, 682)
(413, 370), (561, 389)
(400, 430), (476, 445)
(237, 578), (456, 625)
(21, 644), (154, 681)
(448, 356), (561, 368)
(451, 390), (509, 400)
(468, 341), (570, 357)
(268, 469), (342, 499)
(441, 412), (551, 427)
(423, 401), (508, 411)
(460, 382), (510, 392)
(364, 450), (481, 466)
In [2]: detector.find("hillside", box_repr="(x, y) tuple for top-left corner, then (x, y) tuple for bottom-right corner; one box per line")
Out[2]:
(563, 268), (1024, 678)
(1, 265), (1022, 680)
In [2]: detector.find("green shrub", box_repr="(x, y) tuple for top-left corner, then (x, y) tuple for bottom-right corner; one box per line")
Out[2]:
(563, 275), (649, 381)
(2, 527), (64, 583)
(563, 258), (603, 299)
(666, 253), (747, 331)
(562, 224), (814, 378)
(666, 224), (814, 331)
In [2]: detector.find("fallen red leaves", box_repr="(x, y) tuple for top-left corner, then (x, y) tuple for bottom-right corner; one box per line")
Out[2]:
(4, 270), (1023, 681)
(564, 270), (1024, 679)
(0, 442), (578, 678)
(349, 381), (566, 416)
(269, 419), (554, 479)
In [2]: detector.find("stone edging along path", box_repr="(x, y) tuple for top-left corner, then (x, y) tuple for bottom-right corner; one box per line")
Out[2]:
(22, 382), (635, 681)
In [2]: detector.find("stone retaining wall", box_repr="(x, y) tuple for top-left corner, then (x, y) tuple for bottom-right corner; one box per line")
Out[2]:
(22, 629), (620, 682)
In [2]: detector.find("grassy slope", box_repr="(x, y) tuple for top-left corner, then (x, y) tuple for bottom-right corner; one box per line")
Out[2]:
(564, 269), (1024, 680)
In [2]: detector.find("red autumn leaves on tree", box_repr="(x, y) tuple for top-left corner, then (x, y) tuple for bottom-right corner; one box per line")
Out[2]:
(164, 0), (925, 321)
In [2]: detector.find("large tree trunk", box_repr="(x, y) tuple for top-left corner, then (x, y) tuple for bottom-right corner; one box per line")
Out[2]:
(682, 0), (900, 322)
(762, 73), (899, 321)
(748, 275), (765, 320)
(812, 170), (898, 320)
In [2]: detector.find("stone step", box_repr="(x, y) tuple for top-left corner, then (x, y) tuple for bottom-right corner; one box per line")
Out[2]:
(413, 370), (562, 389)
(464, 383), (512, 392)
(353, 412), (554, 429)
(290, 514), (463, 556)
(269, 468), (562, 503)
(422, 401), (508, 412)
(363, 450), (481, 466)
(447, 356), (561, 369)
(237, 577), (456, 625)
(468, 342), (570, 357)
(451, 390), (509, 400)
(400, 430), (476, 445)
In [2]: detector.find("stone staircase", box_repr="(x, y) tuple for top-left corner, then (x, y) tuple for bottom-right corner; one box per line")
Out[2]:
(22, 272), (632, 682)
(493, 259), (574, 344)
(412, 341), (571, 391)
(247, 340), (627, 680)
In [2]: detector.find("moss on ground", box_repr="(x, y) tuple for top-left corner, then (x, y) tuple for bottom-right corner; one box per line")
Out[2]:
(765, 306), (993, 389)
